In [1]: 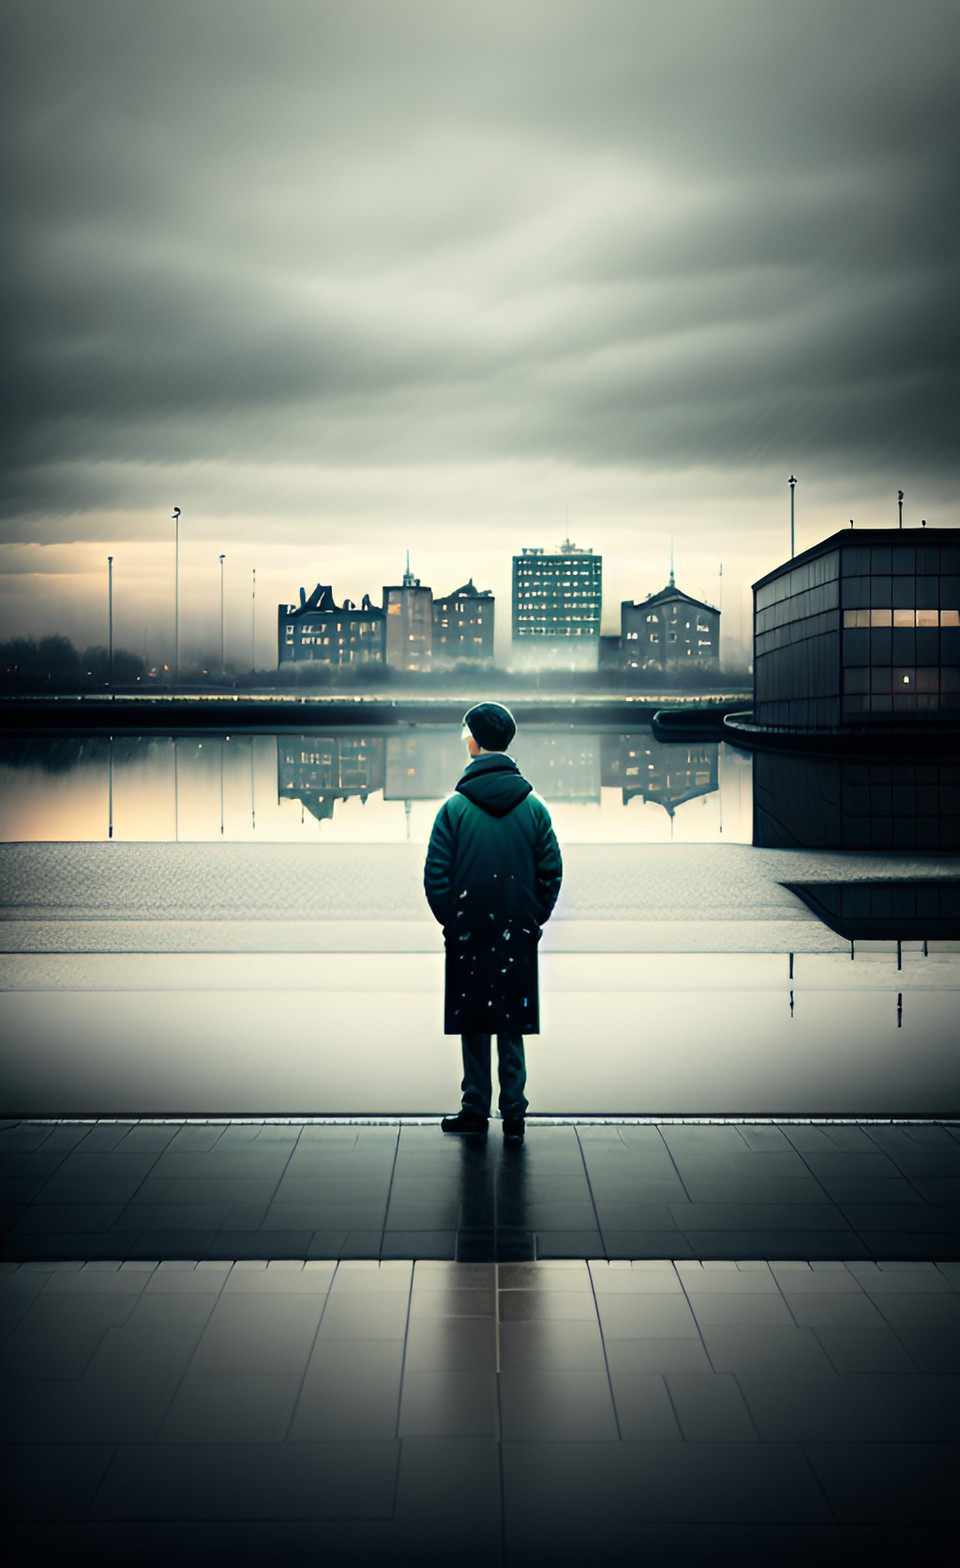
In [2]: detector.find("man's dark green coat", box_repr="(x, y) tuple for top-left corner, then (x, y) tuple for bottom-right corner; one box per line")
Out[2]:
(424, 752), (563, 1034)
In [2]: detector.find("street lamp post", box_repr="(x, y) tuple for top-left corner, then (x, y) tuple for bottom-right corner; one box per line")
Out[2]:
(251, 567), (256, 675)
(172, 507), (181, 682)
(898, 489), (904, 529)
(788, 475), (797, 559)
(219, 554), (226, 678)
(107, 555), (114, 686)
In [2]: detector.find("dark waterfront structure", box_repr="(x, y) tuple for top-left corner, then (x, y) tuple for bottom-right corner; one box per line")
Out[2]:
(753, 527), (960, 730)
(277, 734), (386, 823)
(512, 539), (602, 668)
(384, 559), (433, 673)
(601, 730), (718, 814)
(432, 579), (494, 662)
(278, 583), (385, 668)
(621, 572), (720, 672)
(753, 750), (960, 851)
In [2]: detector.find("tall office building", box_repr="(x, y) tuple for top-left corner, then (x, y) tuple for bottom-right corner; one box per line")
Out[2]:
(432, 579), (494, 663)
(512, 539), (602, 668)
(383, 558), (433, 673)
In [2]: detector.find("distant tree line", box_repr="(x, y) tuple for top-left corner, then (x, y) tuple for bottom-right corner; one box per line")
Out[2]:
(0, 636), (146, 689)
(0, 634), (751, 696)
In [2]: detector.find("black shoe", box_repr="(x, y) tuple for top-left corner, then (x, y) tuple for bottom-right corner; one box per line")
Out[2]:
(440, 1111), (488, 1135)
(502, 1119), (525, 1144)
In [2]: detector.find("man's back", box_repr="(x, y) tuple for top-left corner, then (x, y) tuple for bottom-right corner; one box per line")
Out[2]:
(424, 752), (562, 938)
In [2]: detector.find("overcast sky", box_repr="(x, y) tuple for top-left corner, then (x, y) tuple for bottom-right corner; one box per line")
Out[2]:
(3, 0), (958, 662)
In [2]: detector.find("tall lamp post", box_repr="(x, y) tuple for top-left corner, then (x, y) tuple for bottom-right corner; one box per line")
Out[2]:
(171, 506), (181, 682)
(251, 567), (256, 675)
(107, 555), (114, 687)
(898, 489), (904, 529)
(788, 475), (797, 559)
(219, 554), (226, 678)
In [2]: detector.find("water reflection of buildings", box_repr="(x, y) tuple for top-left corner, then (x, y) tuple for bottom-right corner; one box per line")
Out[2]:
(277, 728), (726, 821)
(511, 732), (601, 804)
(383, 731), (465, 801)
(753, 751), (960, 851)
(276, 728), (607, 816)
(601, 731), (719, 815)
(277, 736), (386, 823)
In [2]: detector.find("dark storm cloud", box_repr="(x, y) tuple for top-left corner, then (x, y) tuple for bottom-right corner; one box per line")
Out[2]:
(3, 0), (958, 532)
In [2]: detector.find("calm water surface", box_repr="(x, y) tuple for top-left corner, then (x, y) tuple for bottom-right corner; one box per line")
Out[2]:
(0, 728), (753, 845)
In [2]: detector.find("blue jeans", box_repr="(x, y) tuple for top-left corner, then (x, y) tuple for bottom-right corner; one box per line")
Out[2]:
(460, 1032), (528, 1121)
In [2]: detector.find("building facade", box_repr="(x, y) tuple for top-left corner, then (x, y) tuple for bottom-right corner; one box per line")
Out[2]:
(621, 574), (720, 672)
(753, 527), (960, 729)
(432, 579), (494, 662)
(383, 560), (433, 673)
(512, 540), (602, 667)
(278, 584), (385, 667)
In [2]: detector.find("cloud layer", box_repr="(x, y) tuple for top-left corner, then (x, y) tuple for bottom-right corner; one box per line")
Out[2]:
(3, 0), (958, 651)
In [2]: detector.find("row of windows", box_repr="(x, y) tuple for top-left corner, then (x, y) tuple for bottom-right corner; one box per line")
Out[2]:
(755, 552), (839, 611)
(514, 617), (596, 630)
(843, 627), (960, 665)
(755, 613), (838, 657)
(843, 693), (957, 713)
(755, 581), (839, 631)
(287, 621), (380, 636)
(844, 608), (960, 627)
(840, 545), (959, 575)
(515, 613), (598, 623)
(844, 666), (949, 694)
(292, 629), (379, 646)
(756, 541), (960, 615)
(514, 571), (600, 583)
(517, 589), (599, 598)
(841, 575), (958, 610)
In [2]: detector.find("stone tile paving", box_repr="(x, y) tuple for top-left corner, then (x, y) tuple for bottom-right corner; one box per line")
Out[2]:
(2, 1120), (958, 1262)
(1, 1257), (956, 1565)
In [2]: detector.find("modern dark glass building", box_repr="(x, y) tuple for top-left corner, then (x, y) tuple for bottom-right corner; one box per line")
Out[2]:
(753, 527), (960, 729)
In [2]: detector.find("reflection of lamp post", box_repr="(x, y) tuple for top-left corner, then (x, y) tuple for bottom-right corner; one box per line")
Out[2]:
(172, 507), (181, 682)
(898, 489), (904, 529)
(219, 554), (226, 677)
(788, 475), (797, 559)
(173, 737), (179, 842)
(251, 567), (257, 675)
(107, 555), (114, 687)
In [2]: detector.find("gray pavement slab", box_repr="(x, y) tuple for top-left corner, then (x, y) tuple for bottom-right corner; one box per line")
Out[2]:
(2, 1118), (959, 1261)
(5, 1256), (956, 1560)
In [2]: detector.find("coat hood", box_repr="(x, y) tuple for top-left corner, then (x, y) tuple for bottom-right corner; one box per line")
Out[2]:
(455, 752), (533, 818)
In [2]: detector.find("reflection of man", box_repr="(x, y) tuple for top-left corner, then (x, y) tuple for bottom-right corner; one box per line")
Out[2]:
(424, 703), (563, 1143)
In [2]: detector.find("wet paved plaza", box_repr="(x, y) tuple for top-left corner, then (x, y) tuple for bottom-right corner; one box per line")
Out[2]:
(1, 1117), (958, 1564)
(1, 798), (957, 1561)
(3, 1118), (959, 1265)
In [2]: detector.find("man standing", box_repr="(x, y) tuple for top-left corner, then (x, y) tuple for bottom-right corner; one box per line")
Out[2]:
(424, 702), (562, 1144)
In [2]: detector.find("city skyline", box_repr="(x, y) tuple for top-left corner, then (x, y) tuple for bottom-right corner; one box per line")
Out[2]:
(3, 2), (958, 665)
